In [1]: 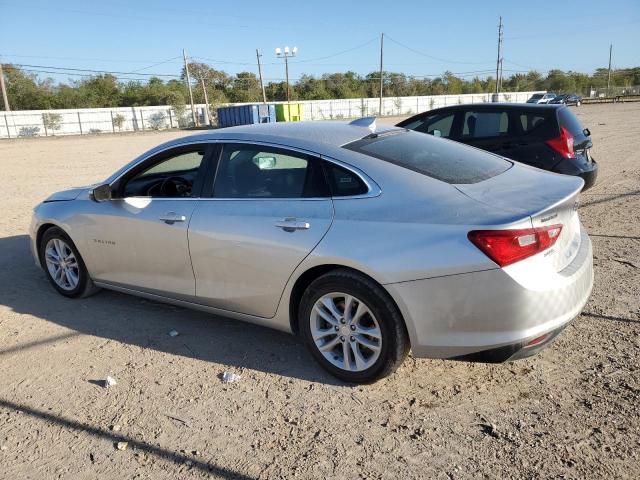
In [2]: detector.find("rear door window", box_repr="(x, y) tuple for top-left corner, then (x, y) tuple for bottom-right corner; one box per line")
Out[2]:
(461, 111), (509, 139)
(344, 131), (511, 184)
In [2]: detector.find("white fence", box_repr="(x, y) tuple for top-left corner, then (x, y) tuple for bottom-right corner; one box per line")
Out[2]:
(0, 91), (542, 139)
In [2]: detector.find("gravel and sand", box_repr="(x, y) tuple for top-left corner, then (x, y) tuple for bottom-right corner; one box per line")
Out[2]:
(0, 103), (638, 479)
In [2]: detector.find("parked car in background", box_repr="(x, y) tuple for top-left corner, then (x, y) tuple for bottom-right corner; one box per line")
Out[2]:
(527, 92), (557, 104)
(397, 103), (597, 190)
(550, 94), (583, 106)
(30, 119), (594, 383)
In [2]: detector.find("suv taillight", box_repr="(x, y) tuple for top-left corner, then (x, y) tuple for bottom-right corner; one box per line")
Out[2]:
(468, 225), (563, 267)
(546, 126), (574, 159)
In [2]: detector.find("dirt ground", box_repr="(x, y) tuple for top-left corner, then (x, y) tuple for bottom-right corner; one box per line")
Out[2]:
(0, 103), (638, 479)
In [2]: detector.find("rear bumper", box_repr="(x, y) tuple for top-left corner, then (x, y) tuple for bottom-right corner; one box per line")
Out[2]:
(578, 163), (598, 190)
(450, 323), (568, 363)
(553, 158), (598, 191)
(385, 225), (594, 360)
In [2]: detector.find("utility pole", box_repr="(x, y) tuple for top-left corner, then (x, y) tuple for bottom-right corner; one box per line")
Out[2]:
(495, 16), (503, 97)
(256, 49), (267, 103)
(607, 44), (613, 97)
(182, 48), (197, 127)
(0, 63), (10, 111)
(200, 77), (210, 126)
(379, 32), (384, 116)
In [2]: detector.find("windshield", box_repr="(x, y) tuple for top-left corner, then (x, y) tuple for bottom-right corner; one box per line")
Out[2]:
(530, 94), (543, 99)
(344, 131), (511, 184)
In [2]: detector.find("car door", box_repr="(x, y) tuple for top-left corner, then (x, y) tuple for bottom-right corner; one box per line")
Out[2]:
(188, 142), (334, 318)
(82, 143), (212, 297)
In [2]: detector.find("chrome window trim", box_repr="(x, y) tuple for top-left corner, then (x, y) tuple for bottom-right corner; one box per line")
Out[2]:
(111, 138), (381, 202)
(210, 139), (381, 201)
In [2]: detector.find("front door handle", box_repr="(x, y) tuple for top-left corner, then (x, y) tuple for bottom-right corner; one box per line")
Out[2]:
(275, 218), (310, 232)
(159, 212), (187, 224)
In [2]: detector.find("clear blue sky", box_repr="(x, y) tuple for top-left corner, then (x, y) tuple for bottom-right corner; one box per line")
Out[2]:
(1, 0), (638, 84)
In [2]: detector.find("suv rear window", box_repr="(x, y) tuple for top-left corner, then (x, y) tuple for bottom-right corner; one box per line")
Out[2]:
(344, 131), (511, 184)
(557, 107), (585, 136)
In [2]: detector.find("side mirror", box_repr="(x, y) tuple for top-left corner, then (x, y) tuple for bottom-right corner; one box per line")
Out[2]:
(253, 156), (277, 170)
(91, 184), (112, 202)
(583, 128), (591, 137)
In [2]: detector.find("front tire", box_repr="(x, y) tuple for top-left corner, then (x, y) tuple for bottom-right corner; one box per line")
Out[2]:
(39, 227), (99, 298)
(299, 269), (409, 383)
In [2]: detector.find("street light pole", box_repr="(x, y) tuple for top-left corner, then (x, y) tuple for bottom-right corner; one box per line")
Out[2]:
(276, 46), (297, 104)
(379, 33), (384, 116)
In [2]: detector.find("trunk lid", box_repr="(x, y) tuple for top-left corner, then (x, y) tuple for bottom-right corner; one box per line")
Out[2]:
(455, 163), (583, 271)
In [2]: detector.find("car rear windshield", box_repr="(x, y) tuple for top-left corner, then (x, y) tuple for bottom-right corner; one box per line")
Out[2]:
(344, 131), (511, 184)
(558, 107), (585, 136)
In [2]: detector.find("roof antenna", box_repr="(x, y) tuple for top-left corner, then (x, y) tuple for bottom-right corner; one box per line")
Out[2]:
(349, 116), (377, 132)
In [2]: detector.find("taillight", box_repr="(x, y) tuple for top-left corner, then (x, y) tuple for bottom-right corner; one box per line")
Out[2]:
(468, 224), (563, 267)
(546, 126), (574, 159)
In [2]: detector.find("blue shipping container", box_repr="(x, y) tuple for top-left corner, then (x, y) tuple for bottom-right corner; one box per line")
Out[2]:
(217, 104), (276, 128)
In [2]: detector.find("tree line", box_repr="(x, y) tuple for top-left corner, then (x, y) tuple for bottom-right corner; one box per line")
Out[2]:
(3, 63), (639, 111)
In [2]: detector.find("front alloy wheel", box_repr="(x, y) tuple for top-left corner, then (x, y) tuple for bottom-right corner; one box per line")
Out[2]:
(45, 238), (80, 291)
(39, 226), (99, 298)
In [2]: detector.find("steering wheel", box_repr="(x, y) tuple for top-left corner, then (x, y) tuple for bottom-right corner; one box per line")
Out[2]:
(159, 176), (191, 197)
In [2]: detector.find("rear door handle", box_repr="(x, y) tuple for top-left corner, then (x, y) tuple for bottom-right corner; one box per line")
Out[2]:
(275, 218), (310, 232)
(159, 212), (187, 224)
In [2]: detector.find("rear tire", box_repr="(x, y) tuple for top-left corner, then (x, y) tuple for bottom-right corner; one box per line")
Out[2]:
(39, 226), (99, 298)
(299, 269), (409, 383)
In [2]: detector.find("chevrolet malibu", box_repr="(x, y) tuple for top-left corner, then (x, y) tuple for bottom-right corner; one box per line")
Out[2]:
(30, 118), (594, 383)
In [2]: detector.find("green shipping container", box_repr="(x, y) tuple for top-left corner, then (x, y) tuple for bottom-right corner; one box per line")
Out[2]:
(275, 103), (304, 122)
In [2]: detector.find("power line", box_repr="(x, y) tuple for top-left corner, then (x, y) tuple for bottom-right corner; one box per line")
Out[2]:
(292, 37), (379, 64)
(12, 63), (181, 78)
(385, 35), (494, 65)
(131, 56), (182, 73)
(191, 56), (254, 66)
(0, 54), (183, 64)
(16, 68), (174, 83)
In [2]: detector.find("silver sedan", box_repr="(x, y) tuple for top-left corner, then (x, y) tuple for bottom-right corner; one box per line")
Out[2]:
(30, 118), (594, 383)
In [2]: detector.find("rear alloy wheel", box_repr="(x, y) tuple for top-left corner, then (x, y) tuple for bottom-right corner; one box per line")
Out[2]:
(300, 270), (409, 383)
(310, 292), (382, 372)
(39, 227), (99, 298)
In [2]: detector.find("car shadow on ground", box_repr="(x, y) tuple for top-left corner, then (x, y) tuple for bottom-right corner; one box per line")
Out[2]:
(0, 235), (344, 386)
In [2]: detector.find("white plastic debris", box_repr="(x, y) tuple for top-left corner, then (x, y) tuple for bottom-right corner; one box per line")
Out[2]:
(104, 376), (117, 388)
(116, 441), (128, 451)
(221, 372), (241, 384)
(168, 330), (179, 337)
